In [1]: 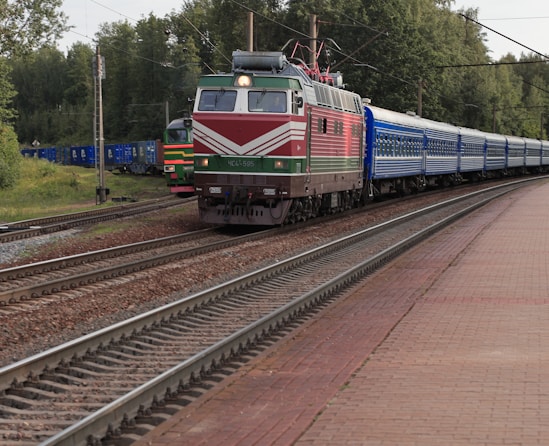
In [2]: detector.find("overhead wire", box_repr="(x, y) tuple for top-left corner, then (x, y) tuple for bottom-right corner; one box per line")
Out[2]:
(460, 13), (549, 61)
(68, 1), (549, 105)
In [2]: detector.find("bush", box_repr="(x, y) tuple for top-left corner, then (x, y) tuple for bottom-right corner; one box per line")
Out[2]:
(0, 124), (21, 189)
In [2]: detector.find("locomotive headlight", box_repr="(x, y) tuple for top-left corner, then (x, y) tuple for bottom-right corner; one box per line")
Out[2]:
(274, 159), (288, 169)
(235, 75), (252, 87)
(164, 165), (175, 173)
(196, 158), (209, 167)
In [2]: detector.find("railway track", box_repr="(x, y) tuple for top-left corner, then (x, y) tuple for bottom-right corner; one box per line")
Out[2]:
(0, 195), (190, 244)
(0, 226), (268, 308)
(0, 179), (532, 445)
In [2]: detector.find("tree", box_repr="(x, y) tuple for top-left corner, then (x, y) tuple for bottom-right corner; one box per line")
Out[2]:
(96, 20), (142, 141)
(0, 0), (68, 189)
(0, 123), (21, 189)
(0, 59), (17, 122)
(0, 0), (68, 57)
(6, 0), (548, 150)
(61, 43), (95, 145)
(10, 46), (68, 144)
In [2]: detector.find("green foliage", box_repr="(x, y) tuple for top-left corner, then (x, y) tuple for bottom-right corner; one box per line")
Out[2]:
(0, 0), (69, 186)
(10, 46), (70, 143)
(0, 58), (17, 122)
(0, 0), (68, 57)
(0, 123), (21, 189)
(5, 0), (549, 145)
(0, 157), (169, 222)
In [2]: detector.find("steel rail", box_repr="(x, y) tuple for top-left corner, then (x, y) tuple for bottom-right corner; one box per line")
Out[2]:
(0, 195), (190, 244)
(39, 183), (522, 446)
(0, 180), (526, 387)
(0, 180), (528, 445)
(0, 227), (218, 282)
(0, 227), (277, 305)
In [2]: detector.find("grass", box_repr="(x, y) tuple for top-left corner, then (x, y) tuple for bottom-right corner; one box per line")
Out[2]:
(0, 158), (171, 223)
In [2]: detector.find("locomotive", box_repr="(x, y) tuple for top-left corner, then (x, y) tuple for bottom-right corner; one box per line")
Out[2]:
(193, 49), (364, 225)
(191, 49), (549, 226)
(162, 114), (195, 196)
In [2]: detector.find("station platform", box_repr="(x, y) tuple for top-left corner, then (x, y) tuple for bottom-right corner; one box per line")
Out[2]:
(134, 180), (549, 446)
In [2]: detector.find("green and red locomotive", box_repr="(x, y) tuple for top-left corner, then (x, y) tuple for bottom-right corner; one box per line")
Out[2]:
(162, 115), (195, 196)
(193, 48), (364, 225)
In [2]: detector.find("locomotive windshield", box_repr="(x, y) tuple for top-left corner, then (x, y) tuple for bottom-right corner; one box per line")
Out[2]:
(198, 90), (237, 111)
(166, 128), (188, 144)
(248, 91), (287, 113)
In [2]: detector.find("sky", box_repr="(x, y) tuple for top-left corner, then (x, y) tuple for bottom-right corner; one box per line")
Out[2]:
(58, 0), (549, 60)
(452, 0), (549, 59)
(58, 0), (181, 52)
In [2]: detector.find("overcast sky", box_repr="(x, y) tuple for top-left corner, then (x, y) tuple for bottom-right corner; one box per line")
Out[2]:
(59, 0), (549, 60)
(453, 0), (549, 58)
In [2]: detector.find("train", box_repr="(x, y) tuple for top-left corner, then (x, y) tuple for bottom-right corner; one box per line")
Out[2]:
(191, 49), (549, 226)
(20, 140), (164, 175)
(162, 114), (195, 196)
(21, 123), (196, 198)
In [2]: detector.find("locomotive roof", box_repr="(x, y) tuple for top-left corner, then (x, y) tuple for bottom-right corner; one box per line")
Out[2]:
(167, 117), (192, 129)
(367, 105), (459, 137)
(197, 74), (303, 90)
(366, 105), (426, 130)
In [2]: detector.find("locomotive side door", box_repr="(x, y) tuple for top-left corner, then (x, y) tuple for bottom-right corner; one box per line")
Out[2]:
(306, 107), (312, 183)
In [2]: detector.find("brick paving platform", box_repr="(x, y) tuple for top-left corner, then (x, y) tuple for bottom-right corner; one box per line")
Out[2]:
(134, 181), (549, 446)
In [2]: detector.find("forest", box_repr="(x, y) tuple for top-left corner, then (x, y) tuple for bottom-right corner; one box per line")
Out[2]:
(5, 0), (549, 148)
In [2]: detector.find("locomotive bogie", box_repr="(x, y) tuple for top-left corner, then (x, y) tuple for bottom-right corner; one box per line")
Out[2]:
(197, 190), (361, 225)
(195, 165), (363, 224)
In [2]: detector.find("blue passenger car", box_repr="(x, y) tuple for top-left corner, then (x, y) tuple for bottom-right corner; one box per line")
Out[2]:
(458, 127), (485, 178)
(423, 119), (459, 176)
(364, 105), (464, 196)
(484, 132), (507, 176)
(364, 106), (424, 183)
(524, 137), (541, 169)
(542, 140), (549, 167)
(506, 136), (526, 173)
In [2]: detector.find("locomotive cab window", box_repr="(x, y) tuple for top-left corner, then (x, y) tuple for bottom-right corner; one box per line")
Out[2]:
(198, 90), (237, 111)
(248, 91), (287, 113)
(167, 129), (187, 143)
